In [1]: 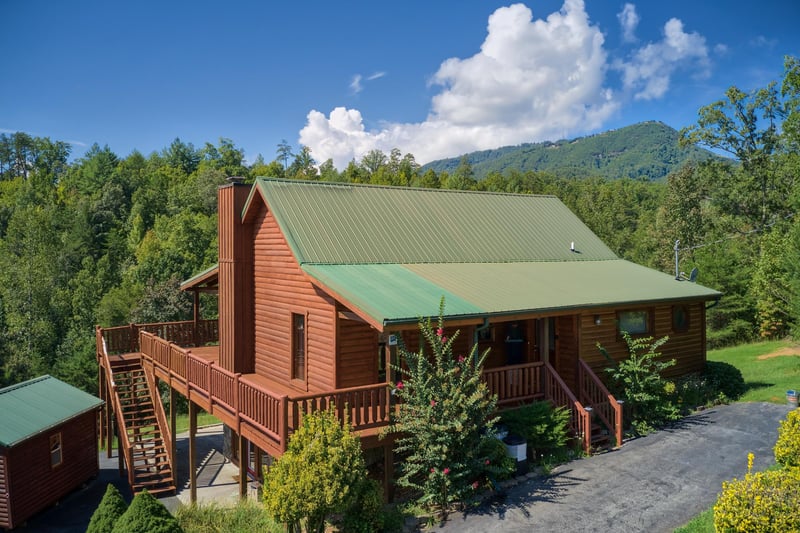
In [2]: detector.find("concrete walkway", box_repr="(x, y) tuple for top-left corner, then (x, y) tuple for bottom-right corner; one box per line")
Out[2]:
(438, 402), (792, 533)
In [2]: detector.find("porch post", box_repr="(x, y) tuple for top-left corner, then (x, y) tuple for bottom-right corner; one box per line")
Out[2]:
(238, 433), (248, 499)
(193, 290), (200, 346)
(189, 400), (197, 503)
(106, 399), (113, 459)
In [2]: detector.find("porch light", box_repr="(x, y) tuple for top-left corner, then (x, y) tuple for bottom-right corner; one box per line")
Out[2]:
(594, 315), (601, 326)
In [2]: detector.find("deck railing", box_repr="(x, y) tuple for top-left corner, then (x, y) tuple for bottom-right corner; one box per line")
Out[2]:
(101, 320), (218, 355)
(95, 327), (137, 490)
(577, 359), (623, 448)
(482, 362), (545, 405)
(100, 323), (598, 454)
(543, 361), (591, 453)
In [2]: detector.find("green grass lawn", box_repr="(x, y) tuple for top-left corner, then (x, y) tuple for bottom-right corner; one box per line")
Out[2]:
(707, 339), (800, 403)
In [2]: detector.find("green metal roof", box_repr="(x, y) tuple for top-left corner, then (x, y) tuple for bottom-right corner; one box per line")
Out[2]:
(0, 375), (104, 448)
(248, 178), (617, 264)
(304, 260), (721, 326)
(194, 178), (723, 328)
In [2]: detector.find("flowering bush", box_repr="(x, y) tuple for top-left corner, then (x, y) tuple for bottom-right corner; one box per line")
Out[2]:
(713, 454), (800, 532)
(774, 409), (800, 468)
(386, 299), (498, 519)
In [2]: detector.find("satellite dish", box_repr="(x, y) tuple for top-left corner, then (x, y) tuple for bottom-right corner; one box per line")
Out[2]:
(689, 267), (698, 283)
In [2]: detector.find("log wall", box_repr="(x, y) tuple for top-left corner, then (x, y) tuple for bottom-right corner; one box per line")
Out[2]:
(252, 205), (337, 393)
(1, 412), (98, 530)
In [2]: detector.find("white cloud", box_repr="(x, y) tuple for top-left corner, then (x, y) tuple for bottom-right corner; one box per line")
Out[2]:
(367, 71), (386, 81)
(617, 17), (709, 100)
(349, 74), (363, 94)
(618, 3), (639, 43)
(751, 35), (777, 49)
(301, 0), (618, 168)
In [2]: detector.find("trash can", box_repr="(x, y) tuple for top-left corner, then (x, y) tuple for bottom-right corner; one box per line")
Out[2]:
(788, 390), (798, 408)
(503, 433), (528, 475)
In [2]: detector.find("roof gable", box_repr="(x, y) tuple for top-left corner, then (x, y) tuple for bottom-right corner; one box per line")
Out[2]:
(247, 178), (617, 265)
(0, 375), (103, 447)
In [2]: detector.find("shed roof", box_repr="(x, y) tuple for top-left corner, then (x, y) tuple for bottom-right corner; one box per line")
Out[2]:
(0, 375), (104, 448)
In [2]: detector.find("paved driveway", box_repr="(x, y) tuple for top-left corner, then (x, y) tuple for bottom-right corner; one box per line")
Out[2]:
(438, 402), (792, 533)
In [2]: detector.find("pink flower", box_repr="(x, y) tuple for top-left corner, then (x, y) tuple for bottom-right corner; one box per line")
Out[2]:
(396, 381), (404, 390)
(457, 355), (465, 363)
(443, 467), (450, 475)
(431, 467), (436, 473)
(441, 336), (448, 343)
(485, 459), (490, 465)
(472, 481), (480, 490)
(436, 328), (444, 337)
(430, 399), (437, 407)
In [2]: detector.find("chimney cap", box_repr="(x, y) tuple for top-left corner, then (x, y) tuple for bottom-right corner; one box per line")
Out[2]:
(227, 176), (245, 184)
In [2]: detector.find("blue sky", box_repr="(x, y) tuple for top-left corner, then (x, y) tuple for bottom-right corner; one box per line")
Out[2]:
(2, 0), (798, 169)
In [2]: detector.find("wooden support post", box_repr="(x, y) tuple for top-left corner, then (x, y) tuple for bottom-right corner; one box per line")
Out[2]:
(189, 400), (197, 504)
(98, 365), (104, 451)
(170, 387), (177, 471)
(238, 434), (247, 499)
(106, 400), (113, 459)
(193, 291), (200, 347)
(116, 421), (124, 477)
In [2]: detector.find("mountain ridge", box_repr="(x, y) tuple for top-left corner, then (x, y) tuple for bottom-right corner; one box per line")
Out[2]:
(422, 121), (721, 181)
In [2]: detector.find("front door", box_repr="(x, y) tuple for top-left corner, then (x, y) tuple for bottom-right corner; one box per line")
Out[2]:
(553, 315), (579, 392)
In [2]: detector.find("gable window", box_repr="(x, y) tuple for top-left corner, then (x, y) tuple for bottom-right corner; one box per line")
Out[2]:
(617, 309), (652, 336)
(672, 305), (690, 333)
(50, 433), (62, 468)
(291, 313), (306, 381)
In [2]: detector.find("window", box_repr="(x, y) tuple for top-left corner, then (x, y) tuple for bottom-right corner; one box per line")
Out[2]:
(50, 433), (62, 468)
(618, 309), (651, 335)
(291, 313), (306, 381)
(672, 305), (690, 332)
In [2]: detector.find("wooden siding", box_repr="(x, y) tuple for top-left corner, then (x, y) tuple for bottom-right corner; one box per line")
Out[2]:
(336, 308), (379, 389)
(396, 326), (473, 360)
(578, 301), (707, 379)
(0, 452), (8, 529)
(252, 205), (338, 393)
(218, 183), (255, 373)
(2, 412), (98, 529)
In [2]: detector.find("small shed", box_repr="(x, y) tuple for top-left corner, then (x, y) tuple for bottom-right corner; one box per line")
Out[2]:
(0, 375), (104, 530)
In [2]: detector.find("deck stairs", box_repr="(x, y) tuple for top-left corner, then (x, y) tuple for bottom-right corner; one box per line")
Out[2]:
(110, 359), (176, 496)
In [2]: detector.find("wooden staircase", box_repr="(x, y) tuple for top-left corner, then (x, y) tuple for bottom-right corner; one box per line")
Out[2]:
(110, 360), (176, 496)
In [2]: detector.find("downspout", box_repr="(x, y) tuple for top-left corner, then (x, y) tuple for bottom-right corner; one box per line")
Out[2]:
(706, 297), (720, 310)
(474, 317), (490, 359)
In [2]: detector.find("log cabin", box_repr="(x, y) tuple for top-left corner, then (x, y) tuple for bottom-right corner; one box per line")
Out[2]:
(0, 376), (104, 530)
(95, 177), (720, 500)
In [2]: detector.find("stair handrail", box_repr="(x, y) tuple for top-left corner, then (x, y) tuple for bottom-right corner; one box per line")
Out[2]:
(578, 359), (623, 448)
(140, 358), (175, 483)
(96, 326), (136, 489)
(542, 361), (592, 453)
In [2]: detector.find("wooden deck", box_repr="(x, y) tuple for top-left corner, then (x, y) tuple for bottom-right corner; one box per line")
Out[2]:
(98, 319), (617, 457)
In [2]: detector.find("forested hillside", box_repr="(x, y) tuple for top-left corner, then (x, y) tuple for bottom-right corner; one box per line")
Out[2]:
(0, 56), (798, 396)
(422, 121), (720, 181)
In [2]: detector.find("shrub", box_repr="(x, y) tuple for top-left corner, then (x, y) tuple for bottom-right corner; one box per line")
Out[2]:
(87, 484), (128, 533)
(111, 490), (182, 533)
(175, 499), (282, 533)
(499, 402), (570, 461)
(386, 299), (498, 519)
(262, 407), (366, 533)
(599, 332), (679, 435)
(713, 454), (800, 532)
(703, 360), (746, 401)
(775, 409), (800, 468)
(339, 478), (385, 533)
(476, 435), (516, 483)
